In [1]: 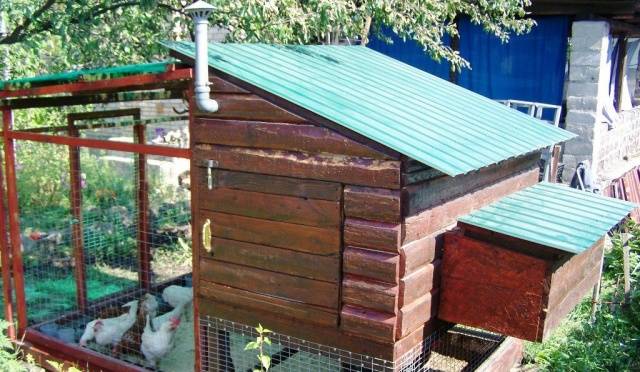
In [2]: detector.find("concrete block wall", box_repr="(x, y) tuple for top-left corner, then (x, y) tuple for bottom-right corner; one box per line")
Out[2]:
(595, 107), (640, 183)
(562, 21), (612, 183)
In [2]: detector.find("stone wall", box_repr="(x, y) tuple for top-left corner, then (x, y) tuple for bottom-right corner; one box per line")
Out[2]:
(594, 107), (640, 184)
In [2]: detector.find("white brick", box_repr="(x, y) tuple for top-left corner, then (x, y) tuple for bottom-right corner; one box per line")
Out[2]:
(566, 96), (599, 111)
(566, 111), (599, 127)
(572, 21), (610, 39)
(569, 65), (600, 82)
(570, 51), (603, 67)
(567, 81), (599, 97)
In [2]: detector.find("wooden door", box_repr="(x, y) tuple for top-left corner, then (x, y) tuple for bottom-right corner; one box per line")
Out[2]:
(193, 153), (342, 326)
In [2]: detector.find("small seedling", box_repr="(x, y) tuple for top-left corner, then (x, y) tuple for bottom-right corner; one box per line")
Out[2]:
(245, 324), (272, 372)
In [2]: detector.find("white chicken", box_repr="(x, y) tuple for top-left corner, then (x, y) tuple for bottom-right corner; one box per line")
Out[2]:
(152, 301), (186, 330)
(79, 300), (139, 352)
(162, 285), (193, 321)
(140, 314), (181, 369)
(141, 293), (159, 319)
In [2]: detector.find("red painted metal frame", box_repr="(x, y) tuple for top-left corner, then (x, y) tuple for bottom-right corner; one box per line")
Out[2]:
(2, 108), (28, 335)
(6, 130), (190, 158)
(0, 128), (15, 339)
(25, 329), (146, 372)
(0, 67), (192, 99)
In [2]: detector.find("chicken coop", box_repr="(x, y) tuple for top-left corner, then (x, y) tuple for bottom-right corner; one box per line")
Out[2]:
(0, 17), (638, 372)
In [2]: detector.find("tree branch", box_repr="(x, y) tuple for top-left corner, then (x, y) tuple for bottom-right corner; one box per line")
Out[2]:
(1, 0), (58, 44)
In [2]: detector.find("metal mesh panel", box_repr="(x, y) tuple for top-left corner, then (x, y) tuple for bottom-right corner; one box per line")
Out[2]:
(12, 112), (193, 371)
(200, 316), (505, 372)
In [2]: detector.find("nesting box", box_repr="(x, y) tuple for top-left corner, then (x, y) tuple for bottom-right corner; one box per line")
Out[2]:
(439, 182), (636, 341)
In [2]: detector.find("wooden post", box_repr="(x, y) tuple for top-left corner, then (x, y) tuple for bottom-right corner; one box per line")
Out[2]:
(2, 108), (27, 335)
(134, 113), (151, 292)
(0, 138), (15, 339)
(623, 235), (631, 307)
(67, 117), (88, 313)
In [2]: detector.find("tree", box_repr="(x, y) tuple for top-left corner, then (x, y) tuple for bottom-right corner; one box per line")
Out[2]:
(1, 0), (533, 75)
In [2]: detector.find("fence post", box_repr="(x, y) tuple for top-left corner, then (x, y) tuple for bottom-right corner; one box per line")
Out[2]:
(134, 113), (151, 292)
(0, 128), (15, 339)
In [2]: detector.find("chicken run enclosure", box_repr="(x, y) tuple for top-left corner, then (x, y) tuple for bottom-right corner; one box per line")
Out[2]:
(0, 62), (198, 371)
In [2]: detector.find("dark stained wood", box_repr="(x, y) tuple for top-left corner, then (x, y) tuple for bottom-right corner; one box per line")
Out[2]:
(439, 230), (604, 342)
(210, 76), (249, 94)
(0, 149), (14, 339)
(203, 211), (340, 255)
(392, 321), (444, 361)
(344, 218), (402, 253)
(528, 0), (639, 16)
(342, 275), (398, 314)
(1, 90), (184, 110)
(340, 305), (396, 343)
(397, 290), (439, 339)
(0, 68), (192, 99)
(170, 51), (402, 160)
(343, 246), (400, 284)
(194, 94), (307, 123)
(199, 297), (397, 360)
(398, 261), (440, 308)
(200, 259), (339, 309)
(193, 118), (390, 159)
(134, 116), (152, 292)
(196, 168), (342, 201)
(199, 281), (338, 327)
(204, 237), (340, 282)
(344, 186), (402, 223)
(475, 337), (524, 372)
(403, 153), (539, 215)
(194, 144), (401, 189)
(399, 232), (443, 276)
(199, 187), (340, 228)
(403, 168), (539, 244)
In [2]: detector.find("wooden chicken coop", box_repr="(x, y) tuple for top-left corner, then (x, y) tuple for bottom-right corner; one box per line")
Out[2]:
(0, 39), (636, 371)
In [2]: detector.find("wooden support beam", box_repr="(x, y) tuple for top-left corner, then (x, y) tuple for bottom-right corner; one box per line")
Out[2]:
(0, 90), (184, 110)
(2, 109), (27, 335)
(6, 130), (190, 158)
(67, 116), (88, 313)
(134, 112), (152, 292)
(0, 68), (192, 99)
(0, 138), (15, 339)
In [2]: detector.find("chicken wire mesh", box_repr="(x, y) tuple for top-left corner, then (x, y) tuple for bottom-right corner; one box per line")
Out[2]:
(11, 112), (194, 371)
(199, 316), (505, 372)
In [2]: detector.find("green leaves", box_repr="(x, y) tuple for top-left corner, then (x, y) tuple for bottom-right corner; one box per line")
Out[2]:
(245, 324), (273, 372)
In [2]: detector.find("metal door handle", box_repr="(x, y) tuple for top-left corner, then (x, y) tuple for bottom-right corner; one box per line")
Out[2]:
(202, 218), (212, 254)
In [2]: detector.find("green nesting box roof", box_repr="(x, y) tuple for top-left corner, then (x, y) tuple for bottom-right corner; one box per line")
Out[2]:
(163, 41), (576, 176)
(459, 182), (637, 254)
(0, 61), (173, 90)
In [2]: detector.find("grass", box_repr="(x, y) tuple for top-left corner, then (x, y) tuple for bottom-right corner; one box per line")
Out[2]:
(523, 222), (640, 371)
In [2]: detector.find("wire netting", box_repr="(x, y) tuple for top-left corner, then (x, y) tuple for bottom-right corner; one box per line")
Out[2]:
(12, 112), (194, 371)
(199, 316), (505, 372)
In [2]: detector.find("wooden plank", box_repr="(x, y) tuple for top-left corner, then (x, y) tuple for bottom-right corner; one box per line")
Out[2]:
(342, 275), (398, 314)
(439, 231), (549, 341)
(398, 261), (440, 308)
(195, 168), (342, 201)
(203, 211), (340, 255)
(0, 90), (184, 110)
(396, 290), (439, 339)
(399, 231), (443, 277)
(403, 153), (539, 215)
(403, 168), (539, 244)
(344, 186), (401, 223)
(194, 144), (401, 189)
(200, 259), (339, 309)
(340, 305), (396, 343)
(193, 118), (389, 159)
(0, 68), (192, 99)
(199, 281), (338, 327)
(204, 237), (340, 282)
(475, 337), (524, 372)
(344, 218), (402, 253)
(343, 246), (400, 284)
(199, 187), (340, 228)
(210, 76), (249, 94)
(194, 94), (307, 123)
(198, 297), (396, 360)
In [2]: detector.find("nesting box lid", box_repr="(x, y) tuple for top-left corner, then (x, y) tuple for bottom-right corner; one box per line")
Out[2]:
(458, 182), (637, 254)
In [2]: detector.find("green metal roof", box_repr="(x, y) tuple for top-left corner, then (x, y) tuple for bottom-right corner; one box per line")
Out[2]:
(459, 182), (637, 254)
(163, 41), (576, 176)
(0, 61), (173, 90)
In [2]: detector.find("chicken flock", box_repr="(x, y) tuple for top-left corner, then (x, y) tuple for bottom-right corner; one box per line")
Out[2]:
(79, 285), (193, 369)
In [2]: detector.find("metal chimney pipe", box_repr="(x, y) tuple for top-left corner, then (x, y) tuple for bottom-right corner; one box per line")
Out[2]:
(185, 1), (218, 113)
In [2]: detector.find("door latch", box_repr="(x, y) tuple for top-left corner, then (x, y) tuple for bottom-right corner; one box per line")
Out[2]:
(206, 159), (218, 190)
(202, 218), (212, 254)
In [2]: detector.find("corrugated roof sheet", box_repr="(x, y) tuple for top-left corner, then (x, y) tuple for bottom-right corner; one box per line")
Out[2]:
(0, 61), (173, 90)
(458, 182), (637, 254)
(163, 41), (576, 176)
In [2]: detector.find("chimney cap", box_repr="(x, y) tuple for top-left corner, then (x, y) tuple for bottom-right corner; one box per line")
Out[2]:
(185, 1), (215, 18)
